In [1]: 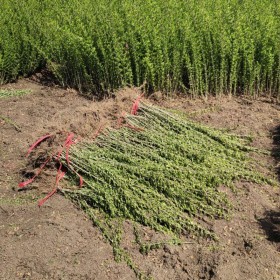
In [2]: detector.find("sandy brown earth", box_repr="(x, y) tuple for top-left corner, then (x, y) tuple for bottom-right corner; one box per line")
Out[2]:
(0, 79), (279, 280)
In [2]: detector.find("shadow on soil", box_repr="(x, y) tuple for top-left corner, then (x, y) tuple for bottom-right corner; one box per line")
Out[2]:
(258, 125), (280, 246)
(258, 210), (280, 243)
(271, 124), (280, 181)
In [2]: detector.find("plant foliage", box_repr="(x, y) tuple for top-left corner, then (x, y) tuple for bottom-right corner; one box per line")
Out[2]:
(63, 102), (272, 237)
(1, 0), (280, 96)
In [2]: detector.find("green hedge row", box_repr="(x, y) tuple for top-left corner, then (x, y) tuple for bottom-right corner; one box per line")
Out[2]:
(1, 0), (280, 96)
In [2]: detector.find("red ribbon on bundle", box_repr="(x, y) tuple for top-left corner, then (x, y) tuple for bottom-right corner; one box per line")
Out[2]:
(131, 95), (142, 115)
(18, 132), (83, 207)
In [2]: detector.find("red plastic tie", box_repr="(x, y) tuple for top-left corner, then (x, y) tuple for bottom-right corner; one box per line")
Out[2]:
(18, 178), (35, 188)
(18, 157), (51, 188)
(38, 163), (66, 207)
(20, 131), (84, 206)
(38, 187), (59, 207)
(131, 95), (142, 115)
(56, 132), (75, 163)
(26, 134), (52, 157)
(64, 132), (75, 165)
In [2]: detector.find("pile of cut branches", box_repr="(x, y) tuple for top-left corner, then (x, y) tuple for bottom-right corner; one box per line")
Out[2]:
(18, 100), (273, 278)
(62, 102), (271, 239)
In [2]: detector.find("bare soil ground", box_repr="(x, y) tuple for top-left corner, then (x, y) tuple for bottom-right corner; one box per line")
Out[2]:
(0, 79), (279, 280)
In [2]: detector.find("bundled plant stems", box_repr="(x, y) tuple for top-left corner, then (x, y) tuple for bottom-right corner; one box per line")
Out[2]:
(59, 101), (272, 275)
(57, 100), (276, 277)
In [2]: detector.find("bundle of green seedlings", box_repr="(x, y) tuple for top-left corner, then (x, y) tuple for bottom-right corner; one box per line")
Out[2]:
(61, 102), (272, 277)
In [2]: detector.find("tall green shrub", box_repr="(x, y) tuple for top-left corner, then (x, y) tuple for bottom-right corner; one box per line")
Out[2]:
(0, 0), (279, 96)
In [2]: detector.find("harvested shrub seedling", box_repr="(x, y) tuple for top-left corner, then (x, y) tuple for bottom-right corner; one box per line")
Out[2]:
(60, 101), (273, 277)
